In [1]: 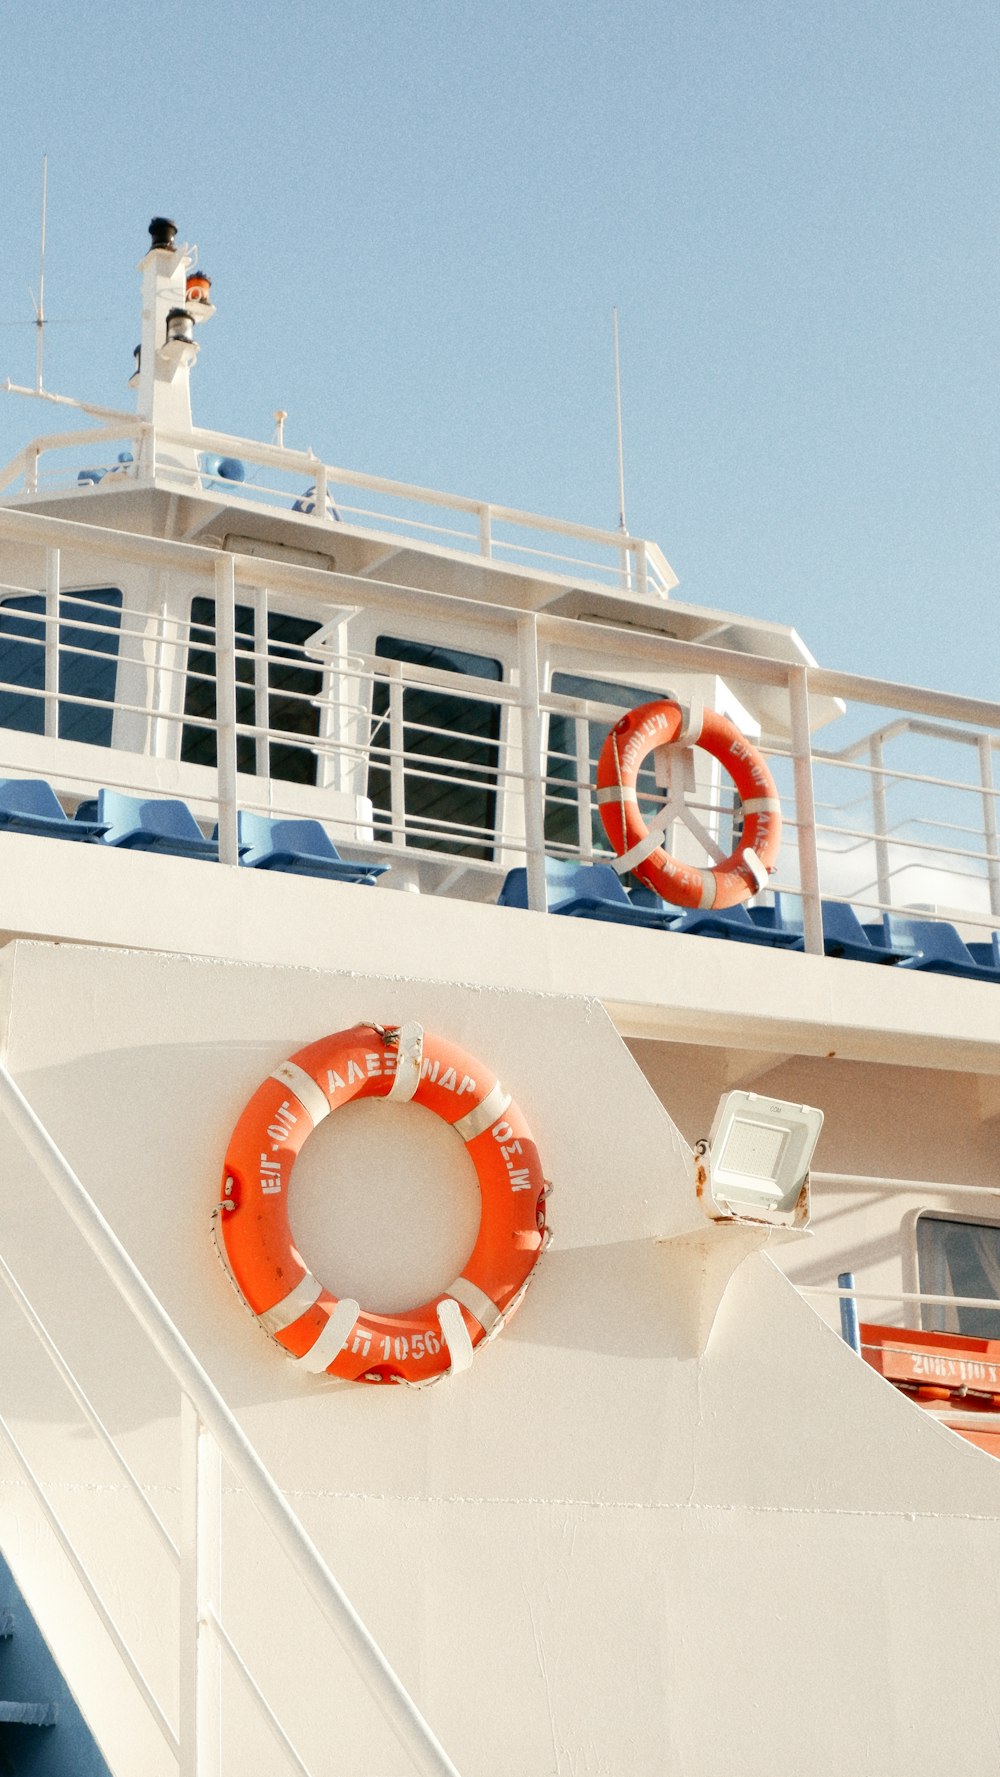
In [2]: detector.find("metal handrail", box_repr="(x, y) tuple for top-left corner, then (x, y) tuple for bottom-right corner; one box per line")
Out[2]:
(801, 1284), (1000, 1313)
(0, 1406), (180, 1756)
(0, 407), (675, 597)
(0, 1062), (464, 1777)
(0, 501), (999, 949)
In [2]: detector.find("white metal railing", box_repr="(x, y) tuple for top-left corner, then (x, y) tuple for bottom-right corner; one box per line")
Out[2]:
(0, 1062), (465, 1777)
(0, 393), (677, 601)
(0, 503), (999, 955)
(801, 1284), (1000, 1316)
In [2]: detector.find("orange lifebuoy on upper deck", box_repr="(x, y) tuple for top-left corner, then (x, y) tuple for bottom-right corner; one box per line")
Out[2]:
(596, 698), (782, 910)
(216, 1022), (548, 1386)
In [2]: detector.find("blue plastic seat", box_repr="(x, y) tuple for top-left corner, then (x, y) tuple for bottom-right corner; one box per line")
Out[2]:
(498, 859), (678, 928)
(235, 812), (389, 883)
(771, 893), (911, 963)
(968, 934), (1000, 970)
(0, 778), (107, 841)
(670, 901), (803, 947)
(96, 790), (219, 859)
(880, 914), (1000, 982)
(626, 879), (670, 912)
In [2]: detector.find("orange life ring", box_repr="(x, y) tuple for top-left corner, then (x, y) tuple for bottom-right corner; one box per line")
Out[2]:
(216, 1022), (548, 1386)
(596, 698), (782, 910)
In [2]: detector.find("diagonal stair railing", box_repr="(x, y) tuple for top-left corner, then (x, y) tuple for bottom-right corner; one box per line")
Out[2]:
(0, 1061), (466, 1777)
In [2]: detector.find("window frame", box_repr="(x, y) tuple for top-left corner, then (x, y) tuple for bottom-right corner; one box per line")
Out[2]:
(914, 1208), (1000, 1339)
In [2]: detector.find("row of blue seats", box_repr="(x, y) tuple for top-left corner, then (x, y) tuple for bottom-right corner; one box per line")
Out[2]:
(497, 859), (1000, 983)
(0, 780), (388, 884)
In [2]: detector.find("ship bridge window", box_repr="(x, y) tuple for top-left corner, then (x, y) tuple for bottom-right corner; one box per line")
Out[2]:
(545, 670), (662, 852)
(0, 588), (123, 746)
(367, 637), (502, 860)
(181, 597), (322, 784)
(916, 1212), (1000, 1340)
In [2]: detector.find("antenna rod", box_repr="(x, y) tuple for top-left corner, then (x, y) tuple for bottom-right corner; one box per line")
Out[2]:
(35, 154), (48, 394)
(612, 306), (627, 535)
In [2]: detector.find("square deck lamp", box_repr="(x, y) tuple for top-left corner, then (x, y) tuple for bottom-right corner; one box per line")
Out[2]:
(697, 1091), (824, 1230)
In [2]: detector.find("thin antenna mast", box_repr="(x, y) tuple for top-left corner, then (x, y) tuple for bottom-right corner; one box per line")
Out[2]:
(612, 305), (627, 535)
(34, 155), (48, 393)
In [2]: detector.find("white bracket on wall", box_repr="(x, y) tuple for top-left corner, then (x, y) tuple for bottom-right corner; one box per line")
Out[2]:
(657, 1221), (811, 1358)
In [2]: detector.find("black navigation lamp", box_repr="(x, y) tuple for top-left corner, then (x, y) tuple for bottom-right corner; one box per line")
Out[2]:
(165, 308), (194, 347)
(148, 217), (178, 252)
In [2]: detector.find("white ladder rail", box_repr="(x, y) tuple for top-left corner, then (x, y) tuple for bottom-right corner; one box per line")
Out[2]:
(0, 1061), (466, 1777)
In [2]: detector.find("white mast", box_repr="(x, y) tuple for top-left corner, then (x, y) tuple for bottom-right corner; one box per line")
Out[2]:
(612, 305), (627, 536)
(33, 155), (48, 394)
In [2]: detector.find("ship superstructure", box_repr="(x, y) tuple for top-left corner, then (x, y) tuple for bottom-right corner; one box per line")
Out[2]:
(0, 219), (998, 1775)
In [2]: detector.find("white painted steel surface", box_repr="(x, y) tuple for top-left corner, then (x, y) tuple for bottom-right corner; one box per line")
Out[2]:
(0, 943), (999, 1774)
(0, 1040), (467, 1777)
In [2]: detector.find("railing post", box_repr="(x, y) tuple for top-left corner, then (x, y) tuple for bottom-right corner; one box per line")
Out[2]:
(478, 504), (493, 559)
(574, 714), (594, 861)
(252, 584), (270, 780)
(979, 734), (1000, 919)
(388, 660), (407, 847)
(314, 460), (330, 522)
(869, 733), (892, 912)
(633, 539), (649, 601)
(517, 614), (547, 912)
(44, 547), (60, 739)
(617, 538), (632, 593)
(837, 1272), (861, 1354)
(180, 1395), (222, 1777)
(788, 666), (824, 956)
(214, 556), (240, 868)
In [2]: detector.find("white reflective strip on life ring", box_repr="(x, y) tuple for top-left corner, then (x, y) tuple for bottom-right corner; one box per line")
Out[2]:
(258, 1271), (324, 1335)
(596, 784), (638, 805)
(437, 1296), (475, 1375)
(385, 1021), (424, 1102)
(269, 1061), (330, 1127)
(741, 847), (768, 893)
(446, 1274), (502, 1334)
(453, 1080), (511, 1143)
(671, 700), (704, 747)
(298, 1297), (361, 1373)
(741, 797), (782, 815)
(611, 825), (668, 875)
(697, 870), (718, 910)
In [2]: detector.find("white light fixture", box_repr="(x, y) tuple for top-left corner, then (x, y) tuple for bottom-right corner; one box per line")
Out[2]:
(697, 1090), (824, 1229)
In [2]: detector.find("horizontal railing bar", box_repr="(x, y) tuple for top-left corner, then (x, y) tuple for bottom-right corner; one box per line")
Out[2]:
(822, 714), (1000, 765)
(801, 1285), (1000, 1311)
(918, 1408), (1000, 1428)
(773, 741), (996, 799)
(0, 504), (994, 733)
(806, 666), (1000, 732)
(0, 1407), (179, 1755)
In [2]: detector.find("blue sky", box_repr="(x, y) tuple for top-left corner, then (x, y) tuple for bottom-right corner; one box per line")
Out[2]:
(1, 1), (997, 698)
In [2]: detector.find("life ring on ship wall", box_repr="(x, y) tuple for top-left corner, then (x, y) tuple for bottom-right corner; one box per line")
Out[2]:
(215, 1022), (549, 1386)
(595, 698), (782, 910)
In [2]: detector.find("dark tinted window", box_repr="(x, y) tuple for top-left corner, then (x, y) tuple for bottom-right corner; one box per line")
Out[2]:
(916, 1214), (1000, 1340)
(368, 637), (502, 859)
(181, 598), (322, 785)
(0, 589), (123, 746)
(545, 671), (662, 853)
